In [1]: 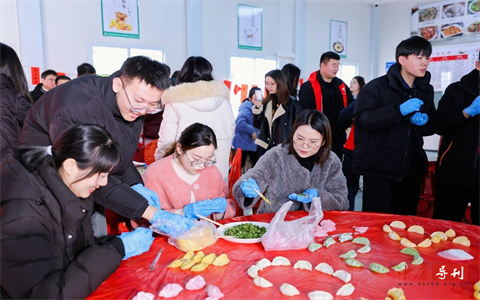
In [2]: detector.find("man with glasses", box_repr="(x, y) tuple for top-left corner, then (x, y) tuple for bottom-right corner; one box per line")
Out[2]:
(30, 69), (58, 102)
(19, 56), (194, 236)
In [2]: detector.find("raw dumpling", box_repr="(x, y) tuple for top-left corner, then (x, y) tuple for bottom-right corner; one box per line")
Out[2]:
(315, 262), (334, 275)
(338, 233), (353, 243)
(186, 275), (206, 290)
(201, 253), (217, 265)
(247, 265), (260, 278)
(253, 276), (273, 288)
(320, 219), (336, 232)
(272, 256), (291, 266)
(280, 283), (300, 296)
(212, 253), (230, 266)
(308, 242), (323, 252)
(206, 284), (224, 299)
(336, 283), (355, 296)
(158, 283), (183, 298)
(132, 291), (155, 300)
(293, 260), (313, 271)
(256, 258), (272, 270)
(333, 270), (351, 283)
(308, 290), (333, 300)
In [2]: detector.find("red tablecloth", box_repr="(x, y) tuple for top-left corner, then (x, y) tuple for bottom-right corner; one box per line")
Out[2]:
(88, 211), (480, 300)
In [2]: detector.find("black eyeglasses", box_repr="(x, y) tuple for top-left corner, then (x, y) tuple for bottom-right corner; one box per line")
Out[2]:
(121, 78), (163, 114)
(184, 151), (216, 167)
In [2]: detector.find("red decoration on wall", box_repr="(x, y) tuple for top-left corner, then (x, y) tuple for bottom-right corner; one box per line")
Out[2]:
(233, 84), (241, 95)
(57, 72), (66, 76)
(223, 80), (232, 90)
(31, 67), (40, 85)
(240, 84), (248, 100)
(299, 78), (304, 87)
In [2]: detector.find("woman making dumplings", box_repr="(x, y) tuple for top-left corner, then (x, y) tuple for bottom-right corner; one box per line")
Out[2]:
(232, 109), (349, 214)
(0, 124), (154, 299)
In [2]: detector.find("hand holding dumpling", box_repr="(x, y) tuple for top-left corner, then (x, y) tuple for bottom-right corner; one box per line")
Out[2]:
(288, 188), (318, 203)
(240, 178), (260, 198)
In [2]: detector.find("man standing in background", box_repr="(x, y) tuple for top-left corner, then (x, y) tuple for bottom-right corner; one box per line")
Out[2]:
(298, 51), (353, 159)
(30, 69), (57, 102)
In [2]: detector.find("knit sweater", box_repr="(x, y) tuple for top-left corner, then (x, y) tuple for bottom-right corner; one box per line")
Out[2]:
(232, 144), (349, 214)
(142, 154), (236, 219)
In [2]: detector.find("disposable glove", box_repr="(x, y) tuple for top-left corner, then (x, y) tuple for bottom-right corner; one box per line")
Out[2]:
(183, 197), (228, 219)
(118, 227), (154, 260)
(400, 98), (423, 116)
(410, 112), (429, 126)
(131, 184), (161, 209)
(240, 178), (260, 198)
(464, 96), (480, 117)
(150, 209), (194, 235)
(288, 188), (318, 203)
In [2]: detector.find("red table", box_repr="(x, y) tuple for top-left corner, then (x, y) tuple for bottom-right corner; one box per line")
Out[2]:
(88, 211), (480, 299)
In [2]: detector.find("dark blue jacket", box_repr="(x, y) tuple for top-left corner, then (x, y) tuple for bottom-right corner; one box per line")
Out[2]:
(232, 100), (258, 152)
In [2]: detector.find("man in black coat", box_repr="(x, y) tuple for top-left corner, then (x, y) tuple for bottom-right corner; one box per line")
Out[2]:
(432, 52), (480, 225)
(352, 36), (436, 215)
(298, 51), (353, 158)
(30, 69), (57, 102)
(19, 56), (193, 235)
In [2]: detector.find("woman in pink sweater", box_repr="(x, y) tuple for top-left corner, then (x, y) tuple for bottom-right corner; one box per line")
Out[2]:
(143, 123), (237, 220)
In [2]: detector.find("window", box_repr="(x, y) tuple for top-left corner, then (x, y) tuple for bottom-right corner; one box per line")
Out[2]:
(337, 63), (358, 87)
(91, 45), (164, 76)
(228, 55), (277, 116)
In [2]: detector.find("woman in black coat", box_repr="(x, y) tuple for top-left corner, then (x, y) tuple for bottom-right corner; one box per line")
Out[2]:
(0, 43), (33, 163)
(1, 124), (155, 299)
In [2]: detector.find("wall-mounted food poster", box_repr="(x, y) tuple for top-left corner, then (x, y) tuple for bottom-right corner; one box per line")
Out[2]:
(330, 20), (347, 58)
(411, 0), (480, 44)
(238, 4), (263, 50)
(102, 0), (140, 39)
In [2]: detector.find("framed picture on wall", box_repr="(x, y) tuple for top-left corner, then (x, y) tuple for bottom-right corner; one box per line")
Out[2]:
(238, 4), (263, 51)
(101, 0), (140, 39)
(330, 20), (347, 58)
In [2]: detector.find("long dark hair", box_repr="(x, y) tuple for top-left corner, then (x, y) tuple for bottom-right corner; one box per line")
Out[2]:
(353, 76), (366, 90)
(263, 69), (290, 107)
(164, 123), (217, 157)
(281, 63), (301, 98)
(0, 43), (33, 103)
(176, 56), (214, 84)
(17, 124), (122, 182)
(285, 110), (332, 166)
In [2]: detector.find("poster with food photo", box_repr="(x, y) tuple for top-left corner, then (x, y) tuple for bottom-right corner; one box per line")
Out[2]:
(101, 0), (139, 39)
(330, 20), (347, 58)
(411, 0), (480, 44)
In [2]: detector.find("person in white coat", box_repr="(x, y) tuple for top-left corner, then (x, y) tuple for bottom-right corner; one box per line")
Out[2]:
(154, 56), (235, 182)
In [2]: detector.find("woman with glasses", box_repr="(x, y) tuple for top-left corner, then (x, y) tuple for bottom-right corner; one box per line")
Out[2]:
(144, 123), (236, 220)
(233, 110), (349, 214)
(154, 56), (235, 183)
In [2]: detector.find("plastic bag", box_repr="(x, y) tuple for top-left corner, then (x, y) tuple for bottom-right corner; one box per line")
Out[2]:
(261, 197), (324, 251)
(151, 220), (218, 252)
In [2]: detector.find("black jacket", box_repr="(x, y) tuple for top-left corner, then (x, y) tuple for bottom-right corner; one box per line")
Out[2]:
(253, 95), (302, 155)
(29, 83), (45, 102)
(0, 74), (32, 164)
(19, 72), (149, 219)
(435, 68), (479, 190)
(352, 63), (435, 181)
(298, 72), (354, 158)
(0, 156), (124, 299)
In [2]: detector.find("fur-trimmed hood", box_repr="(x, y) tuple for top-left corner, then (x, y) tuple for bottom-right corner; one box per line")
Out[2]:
(161, 80), (230, 112)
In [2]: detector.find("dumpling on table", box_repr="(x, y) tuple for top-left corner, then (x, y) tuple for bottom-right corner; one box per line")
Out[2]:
(336, 283), (355, 296)
(293, 260), (313, 271)
(308, 290), (333, 300)
(256, 258), (272, 270)
(158, 283), (183, 298)
(272, 256), (291, 266)
(206, 284), (224, 299)
(247, 265), (260, 278)
(186, 275), (206, 290)
(315, 262), (334, 275)
(132, 291), (155, 300)
(253, 276), (273, 288)
(280, 283), (300, 296)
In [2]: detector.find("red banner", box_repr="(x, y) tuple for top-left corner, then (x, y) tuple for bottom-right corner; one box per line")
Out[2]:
(31, 67), (40, 85)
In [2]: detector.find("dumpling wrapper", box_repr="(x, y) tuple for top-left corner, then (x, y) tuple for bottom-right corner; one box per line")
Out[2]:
(256, 258), (272, 270)
(132, 291), (155, 300)
(253, 276), (273, 288)
(320, 219), (336, 232)
(247, 265), (260, 278)
(206, 285), (224, 299)
(308, 290), (333, 300)
(272, 256), (291, 266)
(280, 283), (300, 296)
(185, 275), (206, 290)
(438, 249), (474, 261)
(336, 283), (355, 296)
(312, 225), (329, 237)
(158, 283), (183, 298)
(315, 262), (334, 275)
(353, 226), (368, 233)
(293, 260), (313, 271)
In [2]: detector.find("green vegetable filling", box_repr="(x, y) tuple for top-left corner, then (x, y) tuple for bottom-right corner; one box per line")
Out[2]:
(224, 223), (267, 239)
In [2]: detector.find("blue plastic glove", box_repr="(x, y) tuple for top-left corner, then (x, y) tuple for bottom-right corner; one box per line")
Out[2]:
(410, 112), (429, 126)
(400, 98), (423, 116)
(118, 227), (154, 260)
(132, 183), (161, 209)
(464, 96), (480, 117)
(150, 209), (194, 235)
(183, 197), (228, 219)
(288, 188), (318, 203)
(240, 178), (260, 198)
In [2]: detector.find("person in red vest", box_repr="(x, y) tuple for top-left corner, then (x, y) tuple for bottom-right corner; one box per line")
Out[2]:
(339, 76), (366, 211)
(298, 51), (354, 159)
